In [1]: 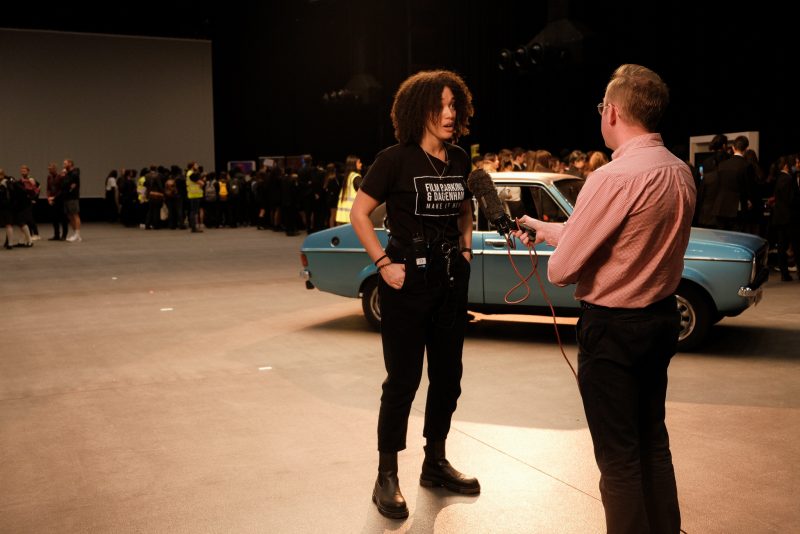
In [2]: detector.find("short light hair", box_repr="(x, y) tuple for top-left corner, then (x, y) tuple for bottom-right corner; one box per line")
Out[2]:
(605, 64), (669, 131)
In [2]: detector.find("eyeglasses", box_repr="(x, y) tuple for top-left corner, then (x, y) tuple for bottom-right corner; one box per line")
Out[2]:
(596, 102), (609, 116)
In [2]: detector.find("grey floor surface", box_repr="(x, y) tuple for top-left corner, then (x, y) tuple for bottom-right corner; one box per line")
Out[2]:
(1, 223), (798, 533)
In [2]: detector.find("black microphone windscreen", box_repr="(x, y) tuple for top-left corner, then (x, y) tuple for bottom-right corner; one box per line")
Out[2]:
(467, 169), (494, 198)
(467, 169), (507, 223)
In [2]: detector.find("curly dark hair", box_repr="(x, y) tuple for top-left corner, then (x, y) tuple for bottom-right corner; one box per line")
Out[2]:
(390, 70), (474, 145)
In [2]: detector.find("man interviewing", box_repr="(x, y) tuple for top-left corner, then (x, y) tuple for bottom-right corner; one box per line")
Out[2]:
(515, 64), (695, 534)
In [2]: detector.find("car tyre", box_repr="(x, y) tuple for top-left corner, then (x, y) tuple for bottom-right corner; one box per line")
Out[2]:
(361, 276), (381, 331)
(675, 282), (712, 352)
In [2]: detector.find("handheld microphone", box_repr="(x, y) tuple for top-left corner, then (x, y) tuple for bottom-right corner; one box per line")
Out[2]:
(466, 169), (535, 241)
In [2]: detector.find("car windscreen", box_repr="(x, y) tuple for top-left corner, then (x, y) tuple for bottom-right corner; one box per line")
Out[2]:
(554, 178), (585, 208)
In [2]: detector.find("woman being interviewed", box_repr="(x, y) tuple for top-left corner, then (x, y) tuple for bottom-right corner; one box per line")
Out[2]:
(350, 70), (478, 519)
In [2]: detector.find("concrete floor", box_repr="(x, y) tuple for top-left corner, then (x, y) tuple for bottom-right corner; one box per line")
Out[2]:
(1, 224), (798, 533)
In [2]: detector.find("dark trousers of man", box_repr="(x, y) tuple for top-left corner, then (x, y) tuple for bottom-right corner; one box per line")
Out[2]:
(165, 196), (184, 229)
(120, 198), (137, 227)
(281, 203), (298, 235)
(377, 246), (469, 452)
(775, 223), (800, 279)
(138, 201), (149, 226)
(146, 198), (163, 229)
(204, 201), (218, 228)
(577, 297), (681, 534)
(188, 199), (201, 231)
(50, 198), (68, 238)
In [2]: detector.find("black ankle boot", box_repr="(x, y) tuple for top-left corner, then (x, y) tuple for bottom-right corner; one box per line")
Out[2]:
(420, 440), (480, 494)
(372, 452), (409, 519)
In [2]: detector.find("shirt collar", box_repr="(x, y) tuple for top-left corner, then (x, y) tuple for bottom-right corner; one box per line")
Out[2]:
(611, 133), (664, 160)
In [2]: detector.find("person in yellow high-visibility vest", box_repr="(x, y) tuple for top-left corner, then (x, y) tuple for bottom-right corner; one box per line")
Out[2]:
(335, 155), (362, 225)
(136, 170), (148, 229)
(186, 163), (205, 233)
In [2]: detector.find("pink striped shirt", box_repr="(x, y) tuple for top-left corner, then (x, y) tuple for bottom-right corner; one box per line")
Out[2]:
(549, 133), (696, 308)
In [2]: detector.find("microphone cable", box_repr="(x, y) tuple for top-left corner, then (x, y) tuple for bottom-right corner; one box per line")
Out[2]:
(499, 221), (578, 383)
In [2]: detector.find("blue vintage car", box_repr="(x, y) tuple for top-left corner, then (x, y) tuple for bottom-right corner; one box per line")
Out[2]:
(300, 172), (769, 351)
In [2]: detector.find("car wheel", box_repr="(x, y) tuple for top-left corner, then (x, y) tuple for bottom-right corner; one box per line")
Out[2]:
(675, 282), (712, 352)
(361, 276), (381, 331)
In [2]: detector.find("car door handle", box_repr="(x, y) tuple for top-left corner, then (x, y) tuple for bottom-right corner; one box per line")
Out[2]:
(485, 239), (508, 248)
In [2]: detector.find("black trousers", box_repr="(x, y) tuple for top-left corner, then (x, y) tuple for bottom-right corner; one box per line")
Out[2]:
(577, 297), (681, 534)
(188, 199), (201, 231)
(146, 199), (163, 229)
(775, 223), (800, 278)
(377, 248), (469, 452)
(166, 196), (184, 229)
(50, 198), (68, 238)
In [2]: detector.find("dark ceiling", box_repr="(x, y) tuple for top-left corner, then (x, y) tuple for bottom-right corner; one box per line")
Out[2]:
(3, 1), (797, 168)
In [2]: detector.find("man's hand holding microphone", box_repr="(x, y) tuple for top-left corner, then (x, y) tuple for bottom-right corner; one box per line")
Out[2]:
(512, 215), (564, 248)
(466, 168), (563, 249)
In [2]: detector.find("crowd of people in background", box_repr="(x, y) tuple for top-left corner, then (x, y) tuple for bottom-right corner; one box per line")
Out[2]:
(1, 159), (82, 248)
(98, 157), (366, 237)
(475, 141), (800, 278)
(2, 143), (799, 275)
(474, 146), (609, 178)
(692, 135), (800, 280)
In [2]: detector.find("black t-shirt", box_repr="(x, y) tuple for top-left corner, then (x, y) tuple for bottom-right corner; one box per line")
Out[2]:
(360, 143), (471, 247)
(63, 168), (81, 200)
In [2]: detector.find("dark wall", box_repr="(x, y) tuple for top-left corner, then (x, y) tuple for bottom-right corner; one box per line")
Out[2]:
(5, 1), (799, 172)
(210, 1), (798, 170)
